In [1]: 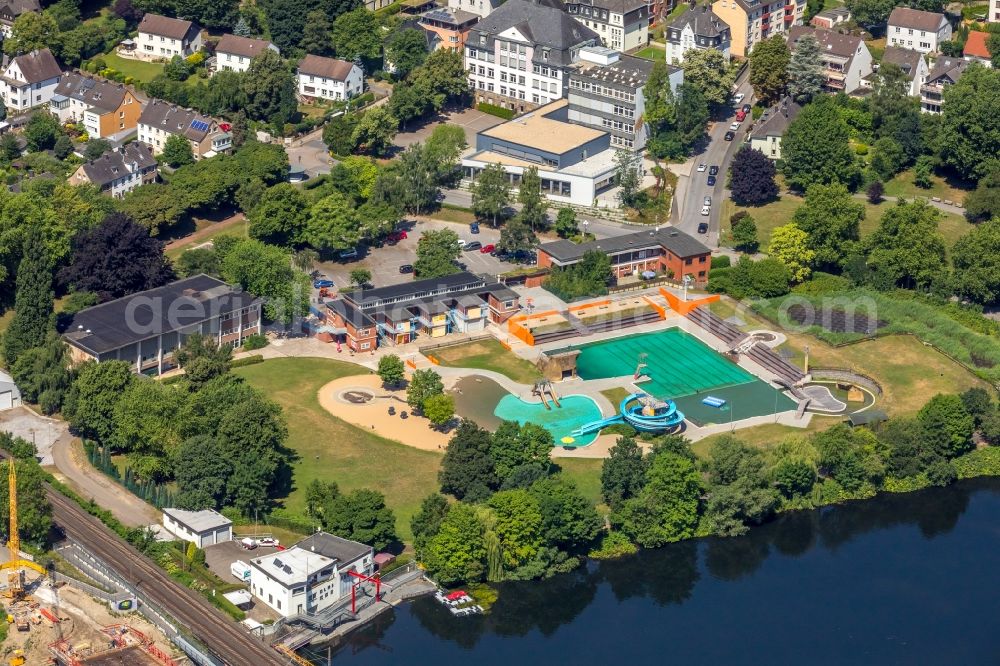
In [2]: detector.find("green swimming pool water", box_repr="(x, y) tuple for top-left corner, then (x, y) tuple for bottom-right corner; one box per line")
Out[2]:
(572, 328), (753, 397)
(494, 394), (603, 446)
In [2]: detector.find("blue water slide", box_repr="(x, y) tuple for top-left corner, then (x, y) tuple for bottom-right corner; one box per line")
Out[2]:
(570, 393), (685, 437)
(571, 414), (625, 437)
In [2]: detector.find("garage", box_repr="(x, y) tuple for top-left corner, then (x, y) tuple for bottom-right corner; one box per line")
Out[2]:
(0, 370), (21, 412)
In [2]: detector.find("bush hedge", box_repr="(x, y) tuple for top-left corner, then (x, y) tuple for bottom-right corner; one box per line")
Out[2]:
(477, 103), (515, 120)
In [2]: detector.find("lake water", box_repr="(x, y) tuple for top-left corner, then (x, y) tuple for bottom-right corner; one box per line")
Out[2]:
(307, 479), (1000, 665)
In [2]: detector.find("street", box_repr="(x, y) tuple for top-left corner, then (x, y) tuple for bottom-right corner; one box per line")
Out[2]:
(674, 66), (755, 246)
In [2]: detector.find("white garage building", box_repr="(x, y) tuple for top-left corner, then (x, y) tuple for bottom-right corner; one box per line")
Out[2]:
(162, 508), (233, 548)
(0, 370), (21, 411)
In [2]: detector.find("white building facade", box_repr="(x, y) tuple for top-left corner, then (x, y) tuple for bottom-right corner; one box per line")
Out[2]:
(214, 34), (278, 74)
(296, 55), (364, 101)
(887, 7), (951, 54)
(0, 48), (61, 112)
(162, 508), (233, 548)
(135, 14), (203, 61)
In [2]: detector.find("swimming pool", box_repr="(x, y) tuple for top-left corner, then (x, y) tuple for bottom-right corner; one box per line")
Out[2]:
(493, 394), (603, 446)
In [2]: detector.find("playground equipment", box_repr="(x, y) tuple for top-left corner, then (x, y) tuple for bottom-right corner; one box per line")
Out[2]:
(571, 393), (684, 437)
(634, 353), (648, 380)
(532, 380), (561, 410)
(702, 396), (726, 408)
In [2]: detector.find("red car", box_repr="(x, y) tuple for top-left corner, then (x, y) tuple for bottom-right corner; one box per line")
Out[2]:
(387, 230), (408, 243)
(735, 109), (747, 122)
(480, 243), (495, 253)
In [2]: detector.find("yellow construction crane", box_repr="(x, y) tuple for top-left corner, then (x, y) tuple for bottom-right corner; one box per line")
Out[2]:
(1, 459), (46, 600)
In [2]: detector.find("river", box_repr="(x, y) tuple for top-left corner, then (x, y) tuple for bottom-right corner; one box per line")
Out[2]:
(306, 479), (1000, 665)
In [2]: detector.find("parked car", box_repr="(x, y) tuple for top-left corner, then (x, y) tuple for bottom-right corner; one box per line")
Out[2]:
(399, 264), (414, 274)
(239, 538), (257, 550)
(707, 175), (717, 186)
(387, 230), (407, 243)
(734, 92), (745, 104)
(742, 103), (752, 114)
(457, 239), (466, 247)
(703, 195), (712, 206)
(312, 279), (335, 289)
(696, 163), (707, 172)
(700, 205), (711, 216)
(481, 243), (495, 253)
(709, 165), (719, 176)
(339, 248), (358, 260)
(464, 241), (483, 251)
(724, 131), (735, 141)
(697, 222), (709, 234)
(729, 121), (741, 132)
(735, 110), (747, 122)
(258, 537), (279, 547)
(470, 222), (480, 234)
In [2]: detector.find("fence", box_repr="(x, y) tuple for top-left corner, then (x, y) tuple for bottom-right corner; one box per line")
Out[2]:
(417, 333), (493, 355)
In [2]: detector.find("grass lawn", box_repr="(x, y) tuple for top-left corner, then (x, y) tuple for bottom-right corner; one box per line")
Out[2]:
(721, 189), (972, 249)
(165, 218), (249, 261)
(235, 358), (442, 544)
(100, 52), (165, 83)
(600, 387), (631, 406)
(635, 45), (666, 61)
(555, 458), (604, 507)
(883, 169), (972, 205)
(431, 339), (542, 384)
(429, 206), (477, 225)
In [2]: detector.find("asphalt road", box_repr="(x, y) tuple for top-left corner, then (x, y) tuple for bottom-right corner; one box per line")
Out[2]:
(673, 67), (755, 245)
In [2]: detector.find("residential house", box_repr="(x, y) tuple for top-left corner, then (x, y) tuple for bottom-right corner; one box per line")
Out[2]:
(0, 48), (61, 112)
(135, 13), (202, 62)
(50, 72), (143, 139)
(213, 34), (278, 74)
(0, 0), (40, 37)
(325, 272), (519, 348)
(249, 532), (374, 619)
(991, 0), (999, 22)
(748, 97), (800, 159)
(536, 227), (713, 283)
(465, 0), (600, 114)
(564, 0), (649, 52)
(963, 30), (992, 66)
(887, 7), (950, 54)
(68, 143), (158, 198)
(296, 55), (364, 102)
(420, 7), (480, 51)
(919, 57), (967, 113)
(810, 6), (850, 29)
(665, 4), (732, 63)
(568, 46), (682, 152)
(162, 508), (232, 548)
(712, 0), (806, 58)
(137, 100), (232, 159)
(462, 99), (618, 206)
(787, 26), (872, 94)
(448, 0), (503, 19)
(62, 275), (262, 376)
(864, 46), (928, 96)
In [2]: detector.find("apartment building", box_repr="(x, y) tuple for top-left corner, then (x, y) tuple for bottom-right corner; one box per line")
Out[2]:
(919, 57), (967, 113)
(135, 13), (202, 61)
(712, 0), (806, 58)
(137, 100), (232, 159)
(50, 73), (143, 139)
(420, 6), (480, 51)
(0, 48), (61, 112)
(568, 46), (681, 151)
(887, 7), (950, 54)
(465, 0), (599, 114)
(787, 26), (872, 93)
(564, 0), (649, 52)
(68, 143), (158, 198)
(665, 4), (732, 63)
(213, 34), (278, 74)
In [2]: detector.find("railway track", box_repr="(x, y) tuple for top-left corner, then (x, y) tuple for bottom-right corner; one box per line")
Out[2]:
(45, 488), (290, 666)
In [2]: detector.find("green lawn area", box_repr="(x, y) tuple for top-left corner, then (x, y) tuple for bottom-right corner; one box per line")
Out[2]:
(0, 309), (12, 337)
(431, 205), (477, 225)
(235, 358), (441, 544)
(100, 52), (165, 83)
(599, 387), (631, 406)
(555, 458), (604, 507)
(883, 169), (971, 205)
(165, 218), (249, 261)
(635, 45), (666, 61)
(721, 189), (973, 249)
(431, 339), (542, 384)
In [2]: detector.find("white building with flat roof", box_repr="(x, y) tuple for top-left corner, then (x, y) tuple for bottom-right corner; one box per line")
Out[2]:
(162, 508), (232, 548)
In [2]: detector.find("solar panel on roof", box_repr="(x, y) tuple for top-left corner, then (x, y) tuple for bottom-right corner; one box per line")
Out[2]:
(190, 119), (209, 132)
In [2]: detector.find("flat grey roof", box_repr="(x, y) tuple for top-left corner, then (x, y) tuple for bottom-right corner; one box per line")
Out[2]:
(343, 272), (488, 309)
(163, 507), (232, 534)
(539, 227), (710, 263)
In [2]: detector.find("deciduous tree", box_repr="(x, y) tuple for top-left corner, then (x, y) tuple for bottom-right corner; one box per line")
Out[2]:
(490, 421), (553, 481)
(781, 96), (860, 191)
(407, 368), (443, 410)
(730, 211), (759, 253)
(174, 333), (232, 388)
(680, 48), (735, 109)
(241, 49), (297, 129)
(414, 228), (461, 278)
(377, 354), (405, 387)
(424, 502), (486, 584)
(918, 393), (974, 458)
(221, 238), (310, 323)
(749, 36), (790, 105)
(792, 182), (863, 271)
(554, 208), (579, 238)
(951, 218), (1000, 306)
(423, 393), (455, 428)
(161, 134), (195, 168)
(323, 488), (397, 550)
(729, 146), (778, 205)
(247, 183), (309, 246)
(351, 107), (398, 157)
(471, 163), (510, 226)
(615, 452), (701, 548)
(864, 199), (945, 290)
(600, 435), (646, 509)
(411, 493), (449, 559)
(385, 28), (429, 79)
(940, 64), (1000, 181)
(439, 420), (498, 501)
(332, 7), (381, 60)
(63, 360), (134, 443)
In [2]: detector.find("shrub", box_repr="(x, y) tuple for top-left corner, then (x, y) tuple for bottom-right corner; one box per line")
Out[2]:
(926, 460), (957, 486)
(477, 103), (514, 120)
(588, 531), (637, 560)
(711, 255), (731, 269)
(241, 334), (268, 351)
(231, 354), (264, 368)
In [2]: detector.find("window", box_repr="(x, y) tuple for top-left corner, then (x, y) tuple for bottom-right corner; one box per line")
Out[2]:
(361, 342), (370, 349)
(685, 258), (693, 265)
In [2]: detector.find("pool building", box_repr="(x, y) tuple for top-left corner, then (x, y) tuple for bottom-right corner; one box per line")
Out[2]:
(323, 272), (520, 350)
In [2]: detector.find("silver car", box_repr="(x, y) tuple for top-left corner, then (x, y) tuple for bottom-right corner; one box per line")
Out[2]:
(704, 195), (712, 206)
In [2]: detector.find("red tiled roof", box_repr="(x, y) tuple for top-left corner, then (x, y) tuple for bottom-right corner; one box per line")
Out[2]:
(964, 31), (991, 59)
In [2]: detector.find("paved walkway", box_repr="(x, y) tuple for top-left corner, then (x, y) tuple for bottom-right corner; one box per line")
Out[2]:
(852, 192), (965, 215)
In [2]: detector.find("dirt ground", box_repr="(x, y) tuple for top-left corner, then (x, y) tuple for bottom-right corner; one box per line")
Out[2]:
(2, 580), (184, 665)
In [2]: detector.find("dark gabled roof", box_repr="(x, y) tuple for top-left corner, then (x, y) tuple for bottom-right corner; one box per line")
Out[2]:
(215, 33), (276, 59)
(539, 227), (711, 263)
(0, 0), (40, 21)
(297, 54), (357, 81)
(566, 0), (646, 15)
(668, 5), (730, 39)
(880, 46), (924, 79)
(79, 143), (157, 186)
(62, 275), (260, 355)
(788, 25), (864, 59)
(750, 97), (801, 139)
(925, 57), (967, 85)
(138, 13), (199, 40)
(470, 0), (600, 67)
(420, 6), (480, 27)
(295, 532), (373, 564)
(138, 100), (218, 142)
(5, 48), (60, 84)
(325, 298), (376, 328)
(887, 6), (946, 32)
(812, 6), (851, 21)
(54, 71), (130, 113)
(343, 272), (489, 309)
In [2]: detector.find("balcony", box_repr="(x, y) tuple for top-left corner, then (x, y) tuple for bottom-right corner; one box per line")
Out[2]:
(784, 13), (794, 21)
(825, 78), (846, 90)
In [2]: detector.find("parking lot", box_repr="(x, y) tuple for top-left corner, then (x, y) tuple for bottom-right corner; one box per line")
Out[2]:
(393, 108), (504, 152)
(315, 219), (523, 292)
